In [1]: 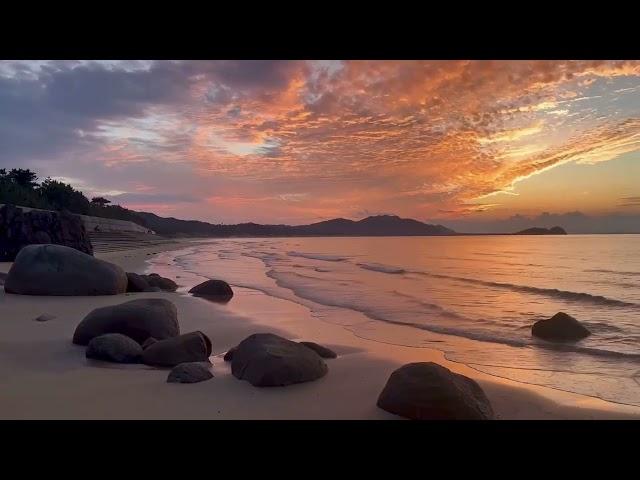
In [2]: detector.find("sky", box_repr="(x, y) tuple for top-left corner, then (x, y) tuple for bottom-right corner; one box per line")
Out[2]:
(1, 60), (639, 232)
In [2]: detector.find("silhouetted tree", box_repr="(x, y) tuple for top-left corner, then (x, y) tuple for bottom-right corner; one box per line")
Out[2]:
(8, 168), (38, 188)
(38, 177), (91, 214)
(91, 196), (111, 206)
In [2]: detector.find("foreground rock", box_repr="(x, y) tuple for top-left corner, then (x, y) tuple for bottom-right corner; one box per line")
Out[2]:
(231, 333), (328, 387)
(4, 244), (127, 296)
(531, 312), (591, 341)
(223, 347), (236, 362)
(167, 362), (214, 383)
(0, 204), (93, 261)
(377, 362), (495, 420)
(141, 337), (158, 350)
(299, 341), (337, 359)
(73, 298), (179, 345)
(143, 273), (178, 292)
(142, 331), (212, 367)
(86, 333), (143, 364)
(189, 279), (234, 300)
(126, 272), (150, 292)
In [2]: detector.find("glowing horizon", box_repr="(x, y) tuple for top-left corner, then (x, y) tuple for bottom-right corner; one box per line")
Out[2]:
(1, 60), (639, 230)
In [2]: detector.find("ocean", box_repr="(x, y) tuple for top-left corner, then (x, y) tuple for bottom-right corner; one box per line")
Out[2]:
(148, 235), (640, 406)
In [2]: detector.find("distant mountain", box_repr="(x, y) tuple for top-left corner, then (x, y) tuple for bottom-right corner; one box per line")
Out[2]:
(514, 226), (567, 235)
(135, 212), (456, 237)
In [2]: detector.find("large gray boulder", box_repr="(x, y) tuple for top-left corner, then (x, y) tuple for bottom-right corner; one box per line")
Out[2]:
(377, 362), (495, 420)
(167, 362), (214, 383)
(231, 333), (328, 387)
(142, 331), (212, 367)
(73, 298), (179, 345)
(0, 204), (93, 261)
(189, 279), (234, 300)
(86, 333), (143, 364)
(532, 312), (591, 341)
(4, 244), (127, 296)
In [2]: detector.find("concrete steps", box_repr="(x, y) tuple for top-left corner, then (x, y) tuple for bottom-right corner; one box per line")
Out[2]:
(89, 231), (178, 253)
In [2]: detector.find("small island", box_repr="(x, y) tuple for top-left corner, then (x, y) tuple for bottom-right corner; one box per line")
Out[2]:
(513, 226), (567, 235)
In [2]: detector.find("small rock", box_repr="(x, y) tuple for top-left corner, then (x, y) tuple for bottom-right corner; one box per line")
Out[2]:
(142, 331), (212, 367)
(86, 333), (143, 364)
(143, 273), (178, 292)
(299, 341), (337, 359)
(167, 362), (214, 383)
(34, 313), (57, 322)
(231, 333), (328, 387)
(189, 279), (234, 300)
(532, 312), (591, 342)
(126, 272), (150, 292)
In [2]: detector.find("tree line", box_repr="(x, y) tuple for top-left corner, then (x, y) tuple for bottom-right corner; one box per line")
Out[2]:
(0, 168), (147, 225)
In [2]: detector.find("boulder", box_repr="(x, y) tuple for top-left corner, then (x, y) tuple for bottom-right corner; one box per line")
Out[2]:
(4, 244), (127, 296)
(126, 272), (150, 292)
(167, 362), (214, 383)
(86, 333), (143, 364)
(142, 331), (212, 367)
(377, 362), (494, 420)
(0, 272), (8, 285)
(34, 313), (56, 322)
(141, 337), (158, 350)
(189, 279), (234, 300)
(143, 273), (177, 292)
(532, 312), (591, 341)
(231, 333), (328, 387)
(299, 341), (337, 359)
(73, 298), (179, 345)
(0, 204), (93, 261)
(223, 346), (236, 362)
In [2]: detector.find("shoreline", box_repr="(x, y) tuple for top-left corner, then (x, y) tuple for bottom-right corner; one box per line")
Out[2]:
(1, 239), (639, 419)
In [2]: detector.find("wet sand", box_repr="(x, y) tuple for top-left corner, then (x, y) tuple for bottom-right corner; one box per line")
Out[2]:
(1, 240), (639, 419)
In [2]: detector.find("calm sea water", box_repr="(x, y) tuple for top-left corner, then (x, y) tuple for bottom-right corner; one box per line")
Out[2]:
(152, 235), (640, 406)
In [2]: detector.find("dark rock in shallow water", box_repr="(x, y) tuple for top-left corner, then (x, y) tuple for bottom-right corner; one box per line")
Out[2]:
(126, 272), (150, 293)
(377, 362), (494, 420)
(143, 273), (177, 292)
(299, 341), (337, 359)
(231, 333), (328, 387)
(86, 333), (143, 364)
(223, 347), (236, 362)
(141, 337), (158, 350)
(167, 362), (214, 383)
(0, 204), (93, 261)
(73, 298), (179, 345)
(4, 244), (127, 296)
(34, 313), (56, 322)
(531, 312), (591, 341)
(142, 331), (211, 367)
(189, 279), (234, 301)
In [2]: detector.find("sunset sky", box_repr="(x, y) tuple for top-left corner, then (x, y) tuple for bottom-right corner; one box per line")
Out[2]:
(1, 60), (639, 231)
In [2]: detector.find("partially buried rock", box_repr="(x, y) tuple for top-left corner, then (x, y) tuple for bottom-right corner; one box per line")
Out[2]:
(377, 362), (495, 420)
(34, 313), (56, 322)
(143, 273), (178, 292)
(231, 333), (328, 387)
(189, 279), (234, 300)
(73, 298), (179, 345)
(126, 272), (150, 292)
(141, 337), (158, 349)
(532, 312), (591, 342)
(299, 341), (337, 359)
(4, 244), (127, 296)
(167, 362), (214, 383)
(142, 331), (212, 367)
(223, 346), (236, 362)
(86, 333), (143, 364)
